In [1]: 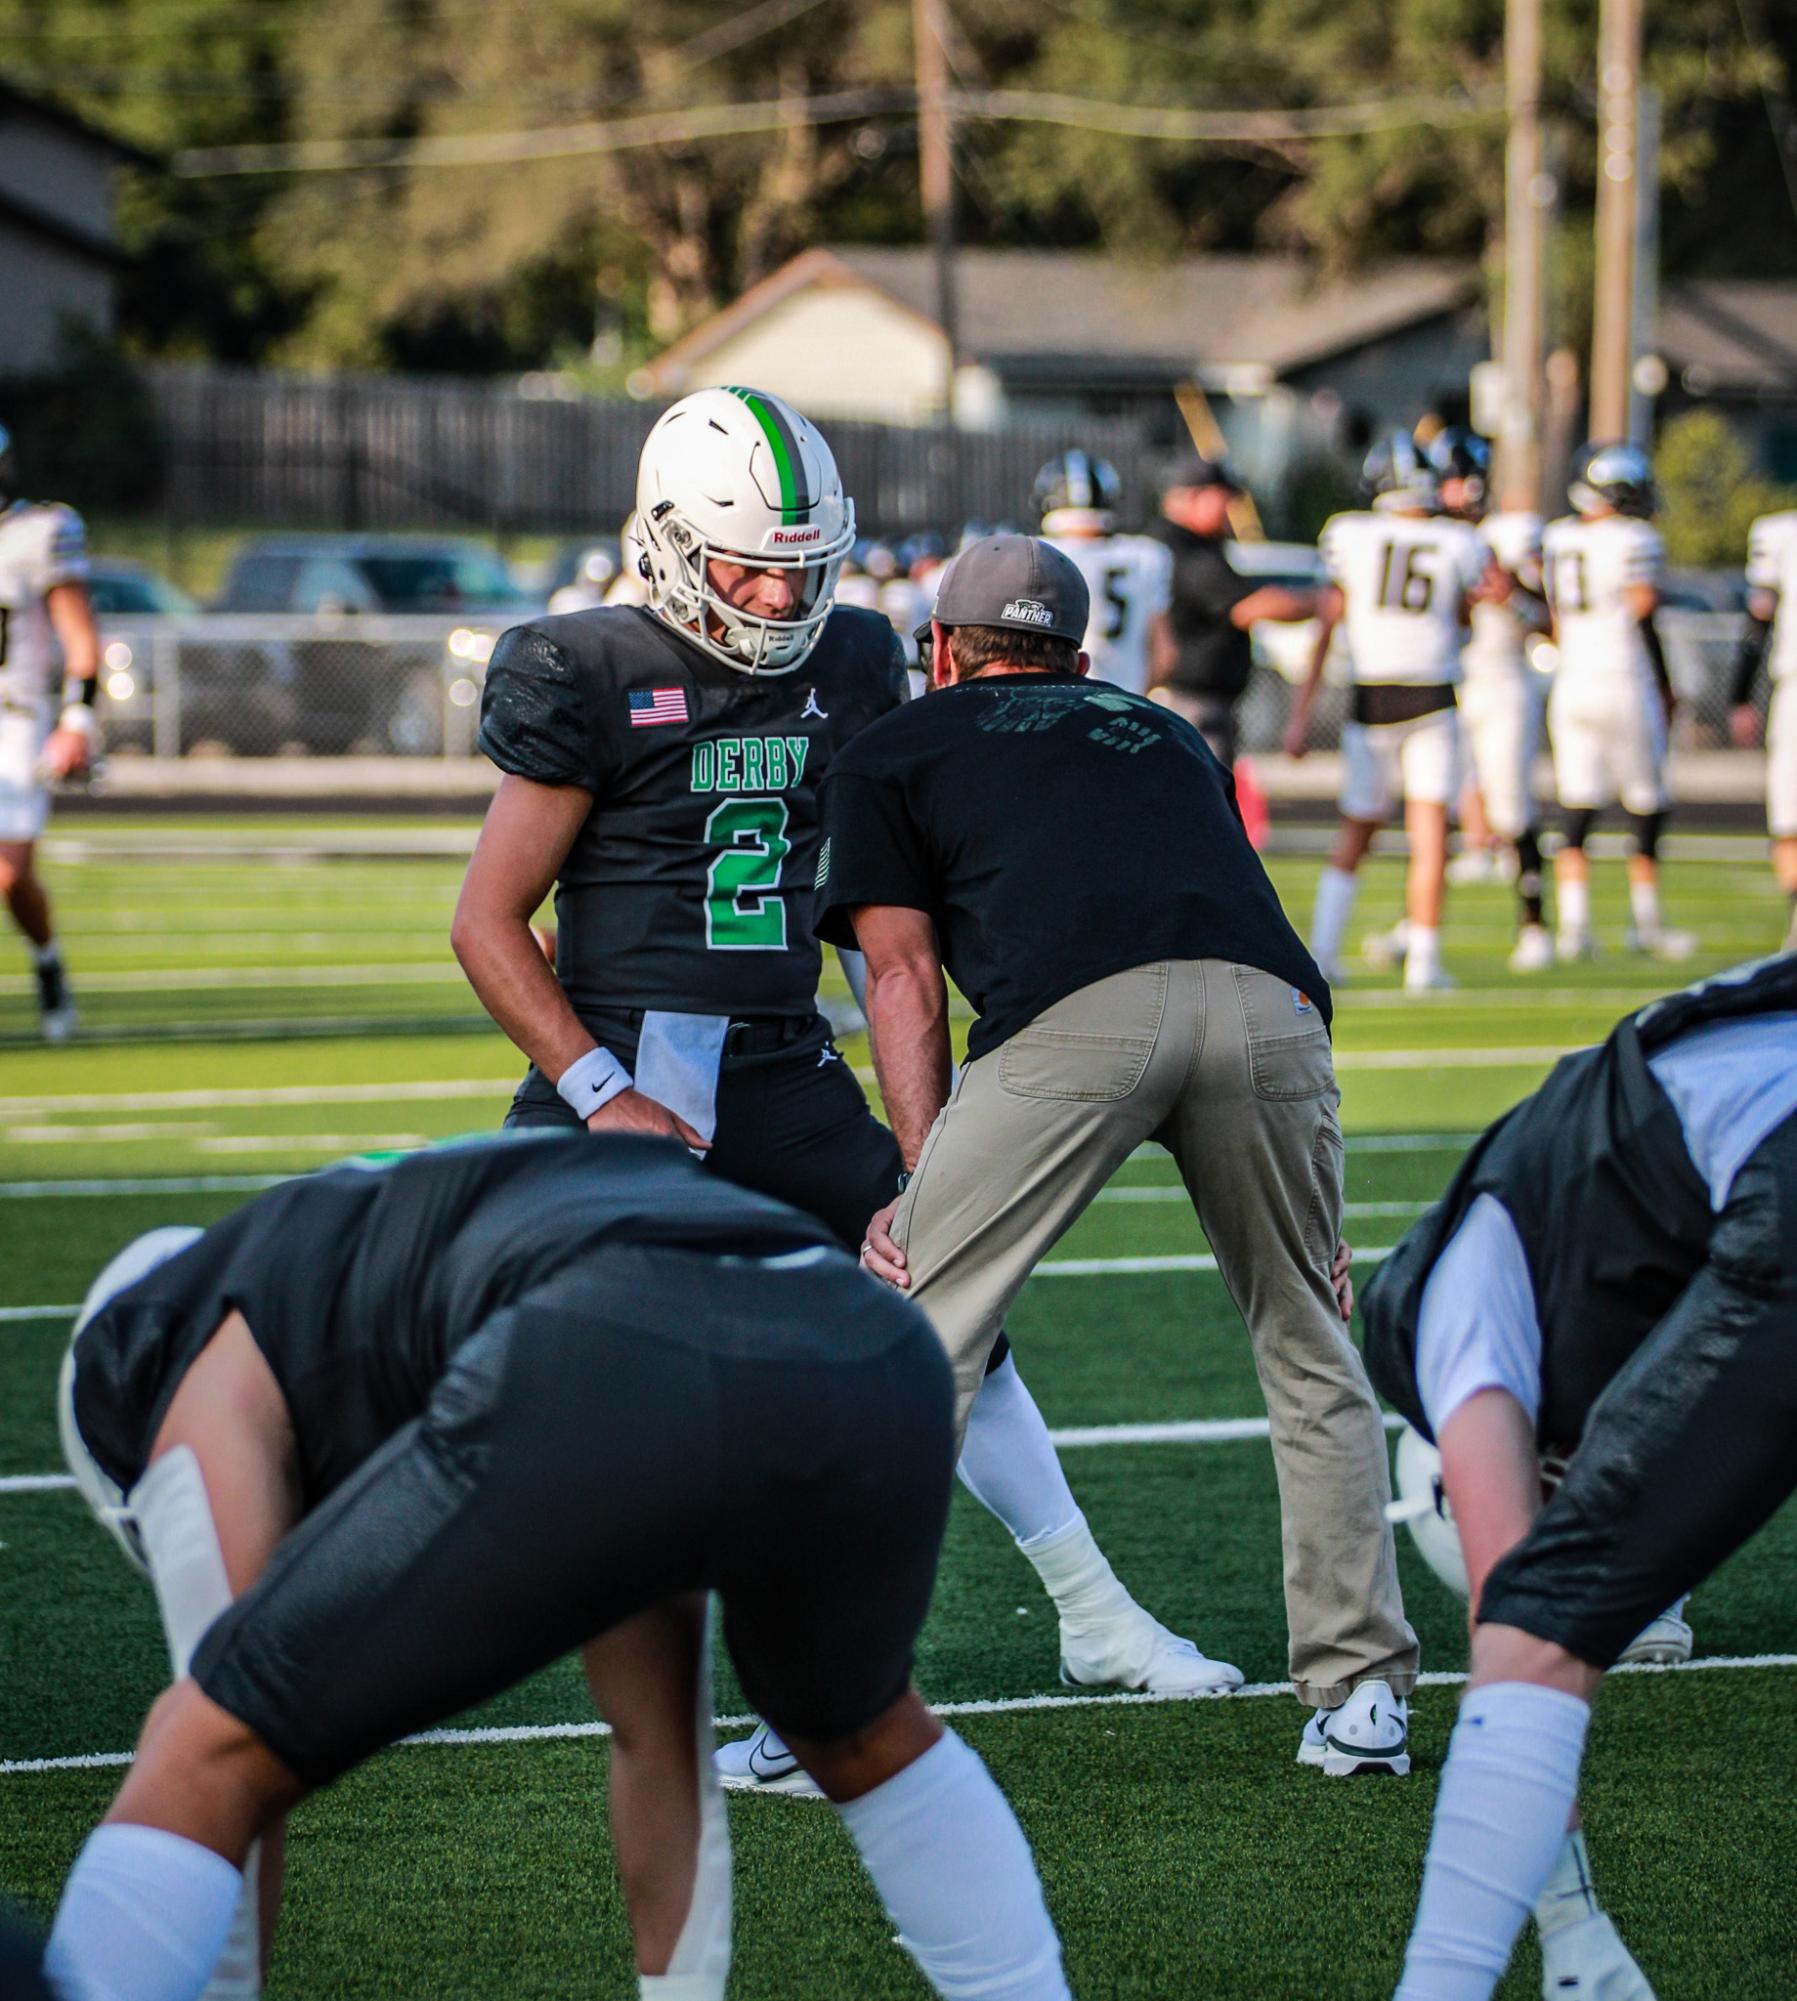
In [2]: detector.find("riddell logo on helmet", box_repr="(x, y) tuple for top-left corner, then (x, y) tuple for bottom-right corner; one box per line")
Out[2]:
(769, 527), (823, 547)
(1002, 598), (1054, 626)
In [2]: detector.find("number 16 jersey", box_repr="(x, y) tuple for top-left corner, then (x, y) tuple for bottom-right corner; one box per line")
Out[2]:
(1320, 509), (1486, 686)
(478, 603), (906, 1019)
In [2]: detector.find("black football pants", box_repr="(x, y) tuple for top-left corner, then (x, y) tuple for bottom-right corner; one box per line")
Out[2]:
(1478, 1112), (1797, 1667)
(191, 1243), (955, 1787)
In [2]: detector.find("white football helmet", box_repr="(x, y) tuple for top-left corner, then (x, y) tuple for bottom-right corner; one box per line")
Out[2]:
(1388, 1424), (1470, 1599)
(635, 387), (855, 675)
(74, 1226), (205, 1337)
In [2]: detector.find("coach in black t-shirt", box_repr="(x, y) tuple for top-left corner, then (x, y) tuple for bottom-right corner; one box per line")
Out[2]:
(1147, 457), (1320, 766)
(815, 535), (1417, 1752)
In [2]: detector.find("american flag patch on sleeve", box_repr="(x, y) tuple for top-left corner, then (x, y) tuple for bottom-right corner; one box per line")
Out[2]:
(628, 686), (689, 728)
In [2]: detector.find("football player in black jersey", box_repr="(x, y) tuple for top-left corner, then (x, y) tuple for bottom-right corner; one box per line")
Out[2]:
(47, 1133), (1072, 2001)
(454, 390), (1233, 1794)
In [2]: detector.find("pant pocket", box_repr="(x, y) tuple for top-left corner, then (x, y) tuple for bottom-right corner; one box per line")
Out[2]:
(997, 963), (1167, 1103)
(1232, 965), (1336, 1101)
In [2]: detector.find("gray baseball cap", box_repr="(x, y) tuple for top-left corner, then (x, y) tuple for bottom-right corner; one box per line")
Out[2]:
(925, 533), (1090, 644)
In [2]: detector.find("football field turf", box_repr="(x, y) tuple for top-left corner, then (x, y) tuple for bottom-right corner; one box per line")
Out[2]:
(2, 819), (1793, 1998)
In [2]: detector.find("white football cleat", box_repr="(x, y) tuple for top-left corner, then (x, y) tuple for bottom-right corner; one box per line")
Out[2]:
(1509, 924), (1555, 973)
(1296, 1679), (1410, 1776)
(1402, 964), (1458, 994)
(1362, 923), (1411, 970)
(1615, 1599), (1693, 1666)
(1625, 927), (1697, 962)
(1061, 1615), (1244, 1697)
(1538, 1912), (1658, 2000)
(1556, 930), (1599, 963)
(714, 1722), (824, 1799)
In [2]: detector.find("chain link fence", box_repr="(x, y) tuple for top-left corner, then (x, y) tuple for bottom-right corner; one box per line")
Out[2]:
(88, 608), (1748, 764)
(94, 615), (494, 759)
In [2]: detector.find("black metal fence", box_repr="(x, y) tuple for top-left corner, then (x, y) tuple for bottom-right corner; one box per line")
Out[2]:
(145, 366), (1156, 541)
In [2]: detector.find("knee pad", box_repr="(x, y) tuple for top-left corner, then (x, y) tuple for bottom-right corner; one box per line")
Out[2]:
(1627, 809), (1665, 861)
(1560, 807), (1597, 853)
(129, 1445), (233, 1678)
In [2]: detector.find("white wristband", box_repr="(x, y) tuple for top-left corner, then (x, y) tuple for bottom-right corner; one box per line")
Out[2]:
(556, 1045), (633, 1119)
(57, 704), (100, 741)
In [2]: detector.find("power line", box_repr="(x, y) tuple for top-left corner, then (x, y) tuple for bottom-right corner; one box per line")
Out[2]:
(174, 82), (1501, 176)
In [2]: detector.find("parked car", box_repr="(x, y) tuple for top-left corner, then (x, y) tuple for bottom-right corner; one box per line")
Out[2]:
(203, 535), (542, 755)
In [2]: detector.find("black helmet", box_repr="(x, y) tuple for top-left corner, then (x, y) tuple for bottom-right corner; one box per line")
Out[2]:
(1361, 429), (1439, 512)
(1033, 449), (1121, 528)
(1425, 426), (1490, 511)
(1568, 440), (1655, 520)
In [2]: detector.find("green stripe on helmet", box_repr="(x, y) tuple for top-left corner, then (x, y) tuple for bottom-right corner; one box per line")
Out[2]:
(725, 385), (812, 525)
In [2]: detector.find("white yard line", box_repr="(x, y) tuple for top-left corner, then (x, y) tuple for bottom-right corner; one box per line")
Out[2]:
(0, 1079), (513, 1117)
(7, 1653), (1794, 1778)
(0, 964), (467, 996)
(0, 1175), (286, 1198)
(194, 1133), (426, 1155)
(1334, 1046), (1576, 1070)
(1096, 1187), (1425, 1218)
(4, 1123), (220, 1145)
(0, 1411), (1400, 1494)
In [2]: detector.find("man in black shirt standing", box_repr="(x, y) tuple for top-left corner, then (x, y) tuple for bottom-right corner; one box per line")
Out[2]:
(1148, 457), (1320, 767)
(816, 534), (1418, 1772)
(455, 389), (1224, 1796)
(47, 1133), (1072, 2001)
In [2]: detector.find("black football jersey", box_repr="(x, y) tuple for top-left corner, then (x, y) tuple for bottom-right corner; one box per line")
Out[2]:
(479, 604), (906, 1018)
(70, 1130), (838, 1504)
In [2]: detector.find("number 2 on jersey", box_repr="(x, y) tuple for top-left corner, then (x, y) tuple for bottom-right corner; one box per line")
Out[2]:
(704, 797), (791, 950)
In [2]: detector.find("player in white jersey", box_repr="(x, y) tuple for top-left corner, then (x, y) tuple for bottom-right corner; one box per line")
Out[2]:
(1730, 507), (1797, 947)
(0, 425), (100, 1040)
(1284, 434), (1487, 991)
(1541, 441), (1690, 961)
(1033, 451), (1173, 697)
(1430, 430), (1555, 971)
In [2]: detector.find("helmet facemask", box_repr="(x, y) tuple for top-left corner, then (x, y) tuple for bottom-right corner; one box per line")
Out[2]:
(640, 497), (855, 676)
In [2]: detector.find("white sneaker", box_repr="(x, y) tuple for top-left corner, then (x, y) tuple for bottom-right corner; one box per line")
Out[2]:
(1556, 931), (1598, 963)
(1061, 1615), (1244, 1697)
(1447, 848), (1501, 885)
(1538, 1911), (1658, 2000)
(1615, 1599), (1693, 1666)
(1362, 923), (1410, 970)
(1625, 927), (1697, 962)
(1296, 1679), (1409, 1776)
(713, 1721), (824, 1798)
(1509, 924), (1555, 973)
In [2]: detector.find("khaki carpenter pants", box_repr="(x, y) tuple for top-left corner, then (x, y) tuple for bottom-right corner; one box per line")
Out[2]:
(893, 958), (1417, 1707)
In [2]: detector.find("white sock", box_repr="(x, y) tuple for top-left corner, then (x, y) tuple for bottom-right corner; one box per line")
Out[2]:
(1532, 1829), (1600, 1938)
(837, 1732), (1069, 2001)
(1404, 925), (1442, 986)
(958, 1355), (1083, 1550)
(46, 1824), (243, 2001)
(1557, 877), (1590, 942)
(1395, 1683), (1590, 2001)
(1311, 866), (1358, 969)
(35, 941), (62, 969)
(1628, 876), (1661, 939)
(1016, 1515), (1140, 1635)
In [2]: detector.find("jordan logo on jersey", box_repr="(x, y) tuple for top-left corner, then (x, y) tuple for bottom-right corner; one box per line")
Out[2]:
(800, 688), (828, 721)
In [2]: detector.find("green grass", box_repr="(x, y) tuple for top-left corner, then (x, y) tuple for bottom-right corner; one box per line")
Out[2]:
(2, 821), (1793, 1996)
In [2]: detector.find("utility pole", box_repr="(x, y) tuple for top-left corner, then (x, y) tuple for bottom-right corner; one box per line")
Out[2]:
(1589, 0), (1642, 441)
(1628, 86), (1662, 443)
(1499, 0), (1548, 507)
(913, 0), (959, 425)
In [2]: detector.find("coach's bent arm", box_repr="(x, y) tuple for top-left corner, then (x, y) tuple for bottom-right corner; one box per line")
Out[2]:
(452, 773), (598, 1083)
(855, 904), (952, 1168)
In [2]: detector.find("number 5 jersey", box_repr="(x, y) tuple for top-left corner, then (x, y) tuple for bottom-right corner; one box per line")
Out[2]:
(478, 603), (906, 1018)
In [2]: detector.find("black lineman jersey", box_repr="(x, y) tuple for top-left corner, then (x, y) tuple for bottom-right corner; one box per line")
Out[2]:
(70, 1131), (837, 1503)
(479, 604), (906, 1019)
